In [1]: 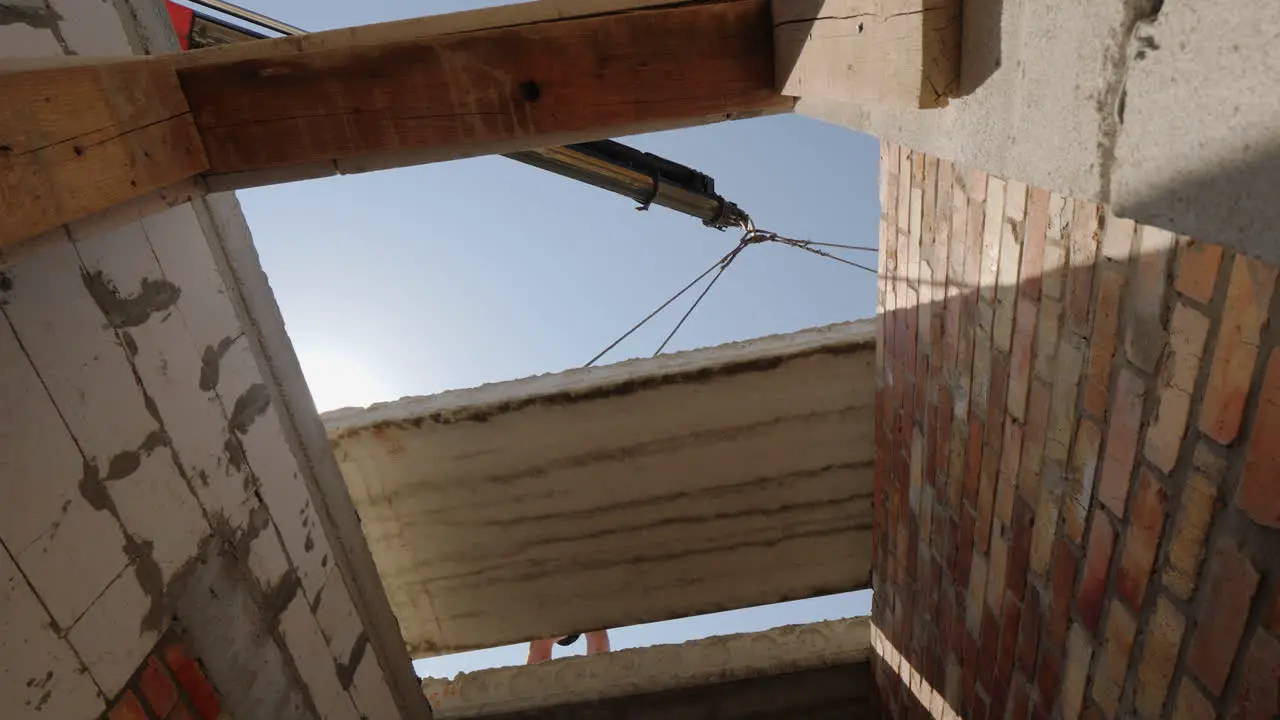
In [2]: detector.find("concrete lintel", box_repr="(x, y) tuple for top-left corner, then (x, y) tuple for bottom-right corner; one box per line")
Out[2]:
(422, 617), (873, 718)
(325, 321), (876, 656)
(805, 0), (1280, 263)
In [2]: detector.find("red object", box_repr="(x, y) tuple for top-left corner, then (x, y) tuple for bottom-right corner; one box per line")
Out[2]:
(139, 656), (179, 716)
(163, 642), (222, 720)
(165, 1), (195, 51)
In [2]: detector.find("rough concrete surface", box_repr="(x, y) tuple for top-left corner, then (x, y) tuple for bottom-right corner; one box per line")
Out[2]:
(1110, 0), (1280, 264)
(422, 617), (873, 718)
(797, 0), (1146, 201)
(802, 0), (1280, 263)
(326, 321), (876, 656)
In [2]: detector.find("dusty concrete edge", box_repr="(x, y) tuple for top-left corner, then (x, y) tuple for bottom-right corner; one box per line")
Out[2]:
(189, 191), (433, 720)
(323, 319), (876, 435)
(422, 617), (873, 718)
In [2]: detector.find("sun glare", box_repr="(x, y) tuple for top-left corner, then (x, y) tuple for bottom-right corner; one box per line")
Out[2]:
(296, 348), (394, 412)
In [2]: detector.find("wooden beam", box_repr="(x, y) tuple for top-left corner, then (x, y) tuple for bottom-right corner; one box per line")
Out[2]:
(0, 61), (208, 247)
(772, 0), (961, 109)
(173, 0), (788, 175)
(2, 0), (789, 244)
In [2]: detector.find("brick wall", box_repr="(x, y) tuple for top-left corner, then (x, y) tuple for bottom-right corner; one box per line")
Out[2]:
(871, 144), (1280, 719)
(103, 633), (223, 720)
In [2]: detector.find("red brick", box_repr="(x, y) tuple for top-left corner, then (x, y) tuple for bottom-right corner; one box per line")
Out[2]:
(957, 509), (975, 587)
(948, 403), (969, 509)
(989, 675), (1010, 720)
(1125, 225), (1175, 373)
(1016, 586), (1041, 672)
(1162, 471), (1218, 600)
(1006, 498), (1034, 603)
(964, 413), (985, 508)
(916, 335), (929, 421)
(1083, 264), (1124, 417)
(1020, 187), (1050, 300)
(1061, 624), (1094, 720)
(1017, 379), (1052, 505)
(986, 531), (1009, 615)
(1228, 631), (1280, 719)
(970, 691), (987, 720)
(1008, 295), (1038, 422)
(1134, 595), (1186, 718)
(140, 654), (178, 716)
(979, 607), (1000, 691)
(1187, 543), (1261, 695)
(1115, 469), (1167, 610)
(1028, 463), (1064, 577)
(1200, 255), (1278, 444)
(1145, 303), (1211, 473)
(978, 353), (1010, 549)
(1078, 512), (1116, 633)
(1172, 679), (1216, 720)
(166, 704), (194, 720)
(922, 155), (938, 242)
(1175, 238), (1223, 304)
(1064, 418), (1103, 543)
(163, 643), (221, 720)
(1010, 678), (1031, 720)
(1035, 644), (1062, 711)
(996, 418), (1024, 526)
(1101, 213), (1136, 261)
(1093, 601), (1138, 718)
(937, 386), (954, 489)
(1239, 350), (1280, 528)
(926, 402), (941, 490)
(1048, 537), (1077, 649)
(998, 591), (1022, 682)
(1098, 369), (1146, 516)
(108, 690), (148, 720)
(1066, 202), (1101, 339)
(1044, 338), (1084, 463)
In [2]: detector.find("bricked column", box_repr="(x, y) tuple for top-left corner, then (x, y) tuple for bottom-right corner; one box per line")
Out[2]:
(873, 144), (1280, 720)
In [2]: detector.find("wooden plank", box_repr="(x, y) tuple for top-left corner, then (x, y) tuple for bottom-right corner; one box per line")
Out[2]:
(175, 0), (788, 174)
(0, 61), (208, 247)
(170, 0), (695, 69)
(772, 0), (961, 109)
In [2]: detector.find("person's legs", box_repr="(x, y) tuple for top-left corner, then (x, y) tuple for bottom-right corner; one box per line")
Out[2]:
(527, 638), (556, 664)
(585, 630), (610, 655)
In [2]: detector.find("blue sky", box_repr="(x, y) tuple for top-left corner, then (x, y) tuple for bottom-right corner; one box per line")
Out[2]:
(217, 0), (880, 678)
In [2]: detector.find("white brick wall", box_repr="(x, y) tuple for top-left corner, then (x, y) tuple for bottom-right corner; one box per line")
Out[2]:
(0, 3), (413, 718)
(0, 550), (103, 719)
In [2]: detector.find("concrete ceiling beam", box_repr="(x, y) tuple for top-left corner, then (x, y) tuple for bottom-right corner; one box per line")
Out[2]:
(421, 616), (876, 718)
(325, 322), (877, 657)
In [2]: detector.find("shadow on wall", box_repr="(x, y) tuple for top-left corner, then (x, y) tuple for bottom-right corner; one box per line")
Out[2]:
(956, 0), (1002, 96)
(872, 149), (1280, 719)
(1114, 139), (1280, 268)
